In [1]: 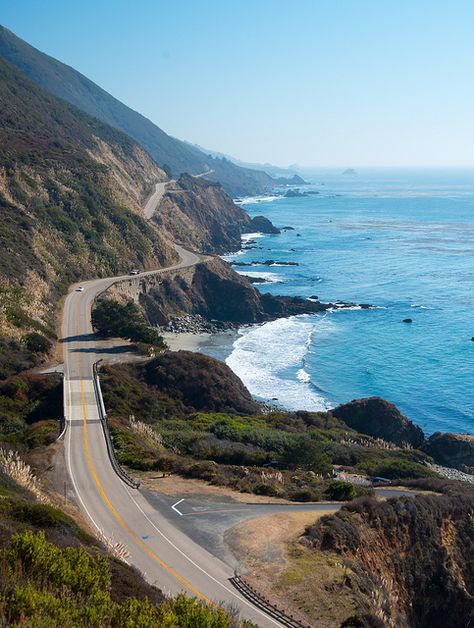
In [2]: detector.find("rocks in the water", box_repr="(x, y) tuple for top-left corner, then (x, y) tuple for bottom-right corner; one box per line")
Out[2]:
(282, 226), (295, 230)
(424, 432), (474, 472)
(143, 351), (260, 415)
(331, 396), (425, 448)
(309, 295), (319, 300)
(245, 215), (280, 234)
(296, 233), (301, 237)
(231, 260), (299, 267)
(284, 188), (307, 198)
(403, 318), (413, 323)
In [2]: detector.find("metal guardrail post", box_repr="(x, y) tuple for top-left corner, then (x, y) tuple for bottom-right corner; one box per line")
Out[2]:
(229, 575), (311, 628)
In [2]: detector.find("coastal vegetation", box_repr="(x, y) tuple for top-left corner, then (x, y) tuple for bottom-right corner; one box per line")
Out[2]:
(0, 470), (242, 627)
(100, 356), (438, 501)
(92, 300), (166, 349)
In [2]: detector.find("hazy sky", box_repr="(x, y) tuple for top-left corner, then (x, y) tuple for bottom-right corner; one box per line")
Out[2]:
(2, 0), (474, 167)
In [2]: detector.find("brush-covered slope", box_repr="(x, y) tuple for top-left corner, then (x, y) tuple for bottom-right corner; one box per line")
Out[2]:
(303, 492), (474, 627)
(0, 25), (279, 197)
(0, 55), (176, 374)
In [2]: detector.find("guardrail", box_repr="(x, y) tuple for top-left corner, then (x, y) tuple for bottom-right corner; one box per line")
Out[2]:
(229, 575), (310, 628)
(92, 361), (140, 489)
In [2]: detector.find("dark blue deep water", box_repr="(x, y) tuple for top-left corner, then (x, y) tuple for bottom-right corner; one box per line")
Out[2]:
(216, 169), (474, 436)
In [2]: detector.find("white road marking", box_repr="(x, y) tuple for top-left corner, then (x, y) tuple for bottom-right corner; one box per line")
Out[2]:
(171, 498), (185, 516)
(124, 487), (283, 626)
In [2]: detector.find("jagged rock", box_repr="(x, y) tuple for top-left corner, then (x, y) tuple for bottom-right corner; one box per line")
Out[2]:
(331, 397), (425, 448)
(424, 432), (474, 471)
(244, 215), (280, 234)
(403, 318), (413, 323)
(284, 189), (306, 198)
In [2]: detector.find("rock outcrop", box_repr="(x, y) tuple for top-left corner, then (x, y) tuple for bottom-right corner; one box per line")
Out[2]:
(142, 351), (260, 415)
(425, 432), (474, 472)
(331, 397), (425, 448)
(154, 174), (251, 253)
(302, 492), (474, 628)
(244, 215), (280, 234)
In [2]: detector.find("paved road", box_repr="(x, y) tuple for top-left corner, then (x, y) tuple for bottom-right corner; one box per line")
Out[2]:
(143, 181), (168, 218)
(143, 169), (216, 218)
(61, 185), (416, 626)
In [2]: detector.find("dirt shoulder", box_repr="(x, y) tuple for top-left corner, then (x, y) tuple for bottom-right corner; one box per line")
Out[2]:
(225, 510), (359, 628)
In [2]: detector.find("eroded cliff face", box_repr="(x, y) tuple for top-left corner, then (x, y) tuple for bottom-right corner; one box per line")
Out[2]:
(302, 493), (474, 628)
(107, 257), (332, 327)
(153, 174), (251, 254)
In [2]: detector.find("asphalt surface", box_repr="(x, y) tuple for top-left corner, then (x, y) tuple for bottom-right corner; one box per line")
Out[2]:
(61, 241), (290, 624)
(61, 185), (416, 626)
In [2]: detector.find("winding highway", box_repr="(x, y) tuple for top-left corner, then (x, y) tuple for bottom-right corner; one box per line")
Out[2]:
(61, 193), (287, 625)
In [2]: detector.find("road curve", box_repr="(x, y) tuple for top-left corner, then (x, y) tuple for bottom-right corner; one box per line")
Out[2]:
(61, 246), (288, 624)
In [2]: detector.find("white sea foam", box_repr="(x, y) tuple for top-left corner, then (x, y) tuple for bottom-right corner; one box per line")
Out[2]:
(297, 368), (311, 383)
(236, 195), (283, 205)
(236, 271), (284, 284)
(241, 232), (264, 241)
(225, 316), (336, 411)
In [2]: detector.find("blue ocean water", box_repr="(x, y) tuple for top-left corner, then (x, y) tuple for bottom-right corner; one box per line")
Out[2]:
(207, 169), (474, 436)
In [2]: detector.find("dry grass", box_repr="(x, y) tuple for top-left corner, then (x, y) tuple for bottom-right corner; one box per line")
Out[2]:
(225, 510), (358, 627)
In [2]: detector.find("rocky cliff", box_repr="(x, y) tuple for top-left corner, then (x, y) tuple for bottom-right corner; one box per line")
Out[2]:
(302, 492), (474, 627)
(153, 174), (251, 253)
(331, 397), (425, 448)
(425, 432), (474, 472)
(107, 257), (335, 327)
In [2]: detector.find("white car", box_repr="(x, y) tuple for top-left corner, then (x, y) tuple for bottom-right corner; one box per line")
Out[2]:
(76, 286), (84, 292)
(129, 269), (140, 275)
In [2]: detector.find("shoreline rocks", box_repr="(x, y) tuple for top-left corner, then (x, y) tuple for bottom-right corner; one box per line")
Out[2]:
(331, 397), (425, 448)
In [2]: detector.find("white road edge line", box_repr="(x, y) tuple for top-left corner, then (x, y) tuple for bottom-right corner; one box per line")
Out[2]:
(171, 498), (185, 516)
(124, 487), (283, 627)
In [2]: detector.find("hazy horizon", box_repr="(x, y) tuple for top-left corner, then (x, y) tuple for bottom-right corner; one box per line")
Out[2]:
(3, 0), (474, 169)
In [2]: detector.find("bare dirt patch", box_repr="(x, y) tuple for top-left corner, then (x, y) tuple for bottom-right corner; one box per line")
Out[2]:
(140, 472), (312, 504)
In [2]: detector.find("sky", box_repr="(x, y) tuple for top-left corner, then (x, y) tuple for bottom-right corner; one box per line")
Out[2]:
(2, 0), (474, 168)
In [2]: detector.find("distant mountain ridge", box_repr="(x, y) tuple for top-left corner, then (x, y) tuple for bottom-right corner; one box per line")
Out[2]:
(0, 25), (293, 197)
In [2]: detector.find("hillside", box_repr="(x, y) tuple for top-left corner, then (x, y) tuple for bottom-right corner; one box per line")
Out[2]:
(0, 54), (177, 375)
(303, 492), (474, 627)
(0, 25), (285, 197)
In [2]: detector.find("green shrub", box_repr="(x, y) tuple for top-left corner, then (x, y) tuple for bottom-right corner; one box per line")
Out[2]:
(327, 480), (357, 501)
(361, 458), (437, 480)
(22, 332), (52, 354)
(92, 300), (166, 348)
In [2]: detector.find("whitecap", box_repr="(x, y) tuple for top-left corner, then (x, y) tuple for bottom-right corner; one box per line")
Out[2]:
(225, 316), (334, 411)
(236, 271), (284, 284)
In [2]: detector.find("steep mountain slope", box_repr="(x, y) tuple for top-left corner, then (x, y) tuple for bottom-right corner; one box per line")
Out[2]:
(0, 54), (176, 374)
(0, 25), (280, 196)
(154, 174), (251, 253)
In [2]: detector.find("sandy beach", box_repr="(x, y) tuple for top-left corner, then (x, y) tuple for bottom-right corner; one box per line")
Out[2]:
(162, 329), (238, 355)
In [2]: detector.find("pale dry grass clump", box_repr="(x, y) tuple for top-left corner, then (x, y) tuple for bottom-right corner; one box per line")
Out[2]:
(129, 415), (163, 447)
(0, 448), (49, 504)
(97, 529), (130, 562)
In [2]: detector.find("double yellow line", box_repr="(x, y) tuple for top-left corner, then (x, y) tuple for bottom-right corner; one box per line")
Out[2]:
(74, 299), (210, 602)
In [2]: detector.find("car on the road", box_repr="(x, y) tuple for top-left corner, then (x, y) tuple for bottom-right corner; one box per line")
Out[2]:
(76, 286), (84, 292)
(129, 269), (140, 275)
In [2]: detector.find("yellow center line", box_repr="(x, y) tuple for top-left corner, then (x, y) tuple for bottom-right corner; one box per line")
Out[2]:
(74, 299), (210, 602)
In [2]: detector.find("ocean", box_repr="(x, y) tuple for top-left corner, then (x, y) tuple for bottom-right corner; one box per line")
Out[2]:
(199, 169), (474, 436)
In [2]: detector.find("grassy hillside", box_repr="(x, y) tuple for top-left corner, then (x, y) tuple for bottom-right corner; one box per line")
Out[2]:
(0, 25), (280, 197)
(100, 357), (436, 502)
(0, 54), (176, 375)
